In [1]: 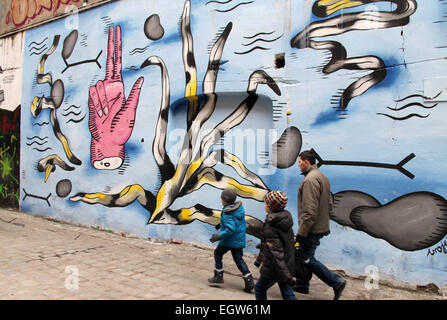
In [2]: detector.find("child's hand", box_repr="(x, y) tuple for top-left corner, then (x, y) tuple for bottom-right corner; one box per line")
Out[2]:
(287, 277), (297, 287)
(210, 234), (220, 243)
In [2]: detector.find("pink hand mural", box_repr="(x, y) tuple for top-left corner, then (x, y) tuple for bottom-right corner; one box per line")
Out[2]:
(88, 26), (144, 170)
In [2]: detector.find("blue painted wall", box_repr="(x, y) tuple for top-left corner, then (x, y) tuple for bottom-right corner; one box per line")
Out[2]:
(19, 0), (447, 287)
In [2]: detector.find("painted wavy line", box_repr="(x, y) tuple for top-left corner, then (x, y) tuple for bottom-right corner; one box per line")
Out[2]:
(29, 44), (47, 53)
(28, 38), (48, 48)
(62, 110), (82, 117)
(215, 1), (254, 12)
(66, 115), (86, 124)
(243, 31), (274, 39)
(126, 66), (140, 71)
(129, 50), (147, 55)
(206, 0), (233, 4)
(63, 105), (81, 112)
(130, 45), (149, 55)
(377, 113), (430, 120)
(32, 121), (50, 126)
(387, 102), (438, 111)
(242, 34), (283, 46)
(26, 140), (48, 146)
(26, 136), (48, 141)
(234, 46), (270, 55)
(395, 91), (442, 102)
(101, 16), (113, 22)
(33, 147), (52, 152)
(30, 47), (48, 56)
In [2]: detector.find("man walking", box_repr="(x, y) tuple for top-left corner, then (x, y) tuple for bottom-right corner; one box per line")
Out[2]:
(294, 150), (346, 300)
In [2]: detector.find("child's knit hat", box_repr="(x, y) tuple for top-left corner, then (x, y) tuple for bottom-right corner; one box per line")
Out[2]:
(264, 191), (288, 212)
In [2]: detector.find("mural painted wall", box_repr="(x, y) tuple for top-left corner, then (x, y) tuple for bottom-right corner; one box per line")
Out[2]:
(19, 0), (447, 287)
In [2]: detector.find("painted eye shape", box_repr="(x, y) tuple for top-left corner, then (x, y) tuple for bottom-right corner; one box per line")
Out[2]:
(94, 157), (123, 170)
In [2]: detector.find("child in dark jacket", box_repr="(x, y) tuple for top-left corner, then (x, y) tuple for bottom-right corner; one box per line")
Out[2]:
(208, 188), (254, 292)
(254, 191), (297, 300)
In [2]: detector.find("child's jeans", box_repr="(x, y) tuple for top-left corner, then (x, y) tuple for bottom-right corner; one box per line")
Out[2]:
(214, 244), (250, 276)
(254, 275), (297, 300)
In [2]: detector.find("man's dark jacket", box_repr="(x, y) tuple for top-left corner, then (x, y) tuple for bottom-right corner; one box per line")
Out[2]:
(259, 210), (295, 283)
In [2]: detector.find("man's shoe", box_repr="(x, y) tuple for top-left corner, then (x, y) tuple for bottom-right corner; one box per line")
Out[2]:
(333, 280), (346, 300)
(293, 285), (309, 294)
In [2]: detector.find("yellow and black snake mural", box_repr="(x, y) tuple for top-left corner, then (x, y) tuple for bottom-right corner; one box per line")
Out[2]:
(19, 0), (447, 285)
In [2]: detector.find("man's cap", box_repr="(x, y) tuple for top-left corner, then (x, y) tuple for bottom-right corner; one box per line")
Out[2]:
(264, 190), (288, 212)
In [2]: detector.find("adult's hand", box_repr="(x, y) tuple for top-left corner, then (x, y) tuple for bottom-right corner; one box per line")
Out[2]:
(89, 25), (144, 170)
(295, 234), (305, 244)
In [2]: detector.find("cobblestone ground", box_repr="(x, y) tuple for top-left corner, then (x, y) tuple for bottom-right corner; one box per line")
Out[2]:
(0, 208), (444, 300)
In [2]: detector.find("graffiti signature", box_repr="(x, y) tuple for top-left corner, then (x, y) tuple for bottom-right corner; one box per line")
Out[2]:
(427, 238), (447, 256)
(6, 0), (80, 27)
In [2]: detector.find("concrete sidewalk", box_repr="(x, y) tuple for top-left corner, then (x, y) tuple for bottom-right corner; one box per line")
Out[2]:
(0, 208), (444, 300)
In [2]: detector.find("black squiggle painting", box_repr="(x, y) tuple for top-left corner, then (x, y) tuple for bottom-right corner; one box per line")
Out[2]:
(291, 0), (417, 109)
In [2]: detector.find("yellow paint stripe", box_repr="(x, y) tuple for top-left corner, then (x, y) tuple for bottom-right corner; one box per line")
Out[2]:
(120, 185), (132, 196)
(185, 75), (197, 97)
(328, 0), (363, 14)
(150, 164), (186, 223)
(85, 193), (108, 200)
(230, 154), (242, 166)
(200, 173), (265, 200)
(317, 0), (364, 16)
(185, 157), (202, 181)
(318, 0), (341, 5)
(179, 208), (193, 222)
(151, 148), (193, 222)
(227, 179), (266, 200)
(44, 165), (52, 183)
(152, 184), (167, 223)
(59, 135), (74, 160)
(38, 61), (44, 74)
(119, 185), (144, 197)
(31, 97), (39, 115)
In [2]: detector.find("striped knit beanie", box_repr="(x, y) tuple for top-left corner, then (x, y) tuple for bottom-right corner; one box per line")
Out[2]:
(264, 191), (288, 212)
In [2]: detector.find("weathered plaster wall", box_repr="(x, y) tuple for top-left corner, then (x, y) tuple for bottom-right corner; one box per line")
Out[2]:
(0, 0), (112, 38)
(13, 0), (447, 287)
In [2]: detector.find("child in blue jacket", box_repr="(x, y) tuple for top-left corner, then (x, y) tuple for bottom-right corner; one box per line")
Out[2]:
(208, 188), (254, 292)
